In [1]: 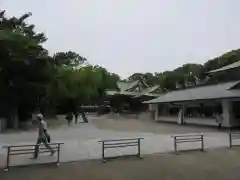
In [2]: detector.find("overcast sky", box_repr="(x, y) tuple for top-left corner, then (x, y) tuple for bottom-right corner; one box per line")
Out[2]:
(1, 0), (240, 78)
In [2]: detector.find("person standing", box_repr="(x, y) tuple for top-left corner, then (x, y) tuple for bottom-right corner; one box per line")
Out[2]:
(66, 112), (73, 126)
(73, 111), (79, 124)
(32, 114), (55, 159)
(215, 113), (223, 129)
(79, 107), (88, 123)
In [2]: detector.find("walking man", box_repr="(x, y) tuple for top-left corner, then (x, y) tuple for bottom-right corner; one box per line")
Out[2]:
(74, 111), (79, 124)
(32, 113), (55, 159)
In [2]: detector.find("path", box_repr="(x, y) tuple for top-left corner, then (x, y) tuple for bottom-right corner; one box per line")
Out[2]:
(0, 119), (230, 168)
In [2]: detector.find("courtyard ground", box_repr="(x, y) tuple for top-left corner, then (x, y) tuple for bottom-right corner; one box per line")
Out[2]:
(1, 148), (240, 180)
(90, 115), (225, 134)
(0, 114), (238, 179)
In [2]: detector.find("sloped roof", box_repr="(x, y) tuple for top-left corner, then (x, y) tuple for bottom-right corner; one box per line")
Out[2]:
(117, 80), (140, 92)
(145, 81), (240, 104)
(133, 85), (161, 98)
(106, 81), (140, 96)
(208, 61), (240, 73)
(105, 90), (140, 96)
(105, 90), (119, 96)
(106, 79), (161, 98)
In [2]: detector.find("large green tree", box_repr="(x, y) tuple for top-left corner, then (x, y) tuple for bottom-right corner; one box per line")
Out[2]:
(0, 10), (54, 127)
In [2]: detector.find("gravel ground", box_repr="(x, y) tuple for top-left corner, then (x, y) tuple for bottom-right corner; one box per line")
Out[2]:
(1, 148), (240, 180)
(90, 117), (225, 134)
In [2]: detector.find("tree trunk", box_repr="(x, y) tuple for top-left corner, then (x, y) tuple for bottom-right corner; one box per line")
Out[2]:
(6, 107), (19, 129)
(11, 107), (19, 129)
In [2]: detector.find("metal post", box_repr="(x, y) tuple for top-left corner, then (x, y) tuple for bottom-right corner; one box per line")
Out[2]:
(57, 144), (60, 166)
(5, 147), (10, 172)
(102, 142), (105, 162)
(137, 138), (141, 158)
(201, 135), (204, 151)
(174, 136), (177, 153)
(229, 132), (232, 148)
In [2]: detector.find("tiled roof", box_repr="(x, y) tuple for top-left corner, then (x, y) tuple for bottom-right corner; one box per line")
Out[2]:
(117, 80), (140, 92)
(133, 85), (161, 98)
(208, 61), (240, 73)
(145, 81), (240, 103)
(106, 80), (161, 97)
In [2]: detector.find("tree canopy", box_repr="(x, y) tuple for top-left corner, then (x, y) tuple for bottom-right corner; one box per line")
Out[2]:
(0, 10), (120, 126)
(128, 51), (240, 91)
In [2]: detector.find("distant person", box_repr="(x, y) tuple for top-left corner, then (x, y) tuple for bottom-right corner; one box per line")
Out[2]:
(79, 107), (88, 123)
(66, 112), (73, 126)
(73, 111), (79, 124)
(32, 114), (55, 159)
(215, 113), (223, 129)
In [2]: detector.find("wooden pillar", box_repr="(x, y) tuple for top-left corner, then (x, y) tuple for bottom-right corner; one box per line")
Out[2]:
(177, 104), (185, 124)
(149, 104), (159, 121)
(221, 99), (232, 127)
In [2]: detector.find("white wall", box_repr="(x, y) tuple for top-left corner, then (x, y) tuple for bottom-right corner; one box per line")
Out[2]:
(157, 116), (178, 122)
(184, 117), (217, 126)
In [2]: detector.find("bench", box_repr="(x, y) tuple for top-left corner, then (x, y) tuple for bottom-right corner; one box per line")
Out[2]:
(99, 138), (143, 162)
(172, 134), (204, 153)
(229, 132), (240, 148)
(3, 142), (64, 171)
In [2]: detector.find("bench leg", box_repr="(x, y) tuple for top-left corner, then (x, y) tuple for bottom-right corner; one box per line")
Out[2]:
(137, 139), (143, 158)
(201, 135), (204, 151)
(102, 142), (106, 163)
(174, 137), (177, 153)
(56, 144), (60, 166)
(229, 133), (232, 148)
(4, 147), (10, 172)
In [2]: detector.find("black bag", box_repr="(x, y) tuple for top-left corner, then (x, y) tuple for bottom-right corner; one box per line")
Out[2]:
(46, 134), (51, 143)
(66, 113), (73, 121)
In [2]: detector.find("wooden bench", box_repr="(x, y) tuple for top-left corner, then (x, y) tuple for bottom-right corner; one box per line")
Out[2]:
(99, 138), (143, 162)
(172, 134), (204, 153)
(3, 142), (64, 171)
(229, 132), (240, 148)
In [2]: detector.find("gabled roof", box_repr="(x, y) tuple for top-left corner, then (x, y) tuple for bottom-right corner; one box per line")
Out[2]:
(117, 80), (140, 92)
(105, 90), (140, 96)
(145, 81), (240, 104)
(106, 80), (140, 96)
(106, 79), (161, 98)
(133, 85), (161, 98)
(208, 61), (240, 73)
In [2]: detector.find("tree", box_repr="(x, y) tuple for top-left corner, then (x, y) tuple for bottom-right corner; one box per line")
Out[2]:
(128, 72), (159, 86)
(203, 49), (240, 82)
(53, 51), (87, 67)
(0, 10), (53, 127)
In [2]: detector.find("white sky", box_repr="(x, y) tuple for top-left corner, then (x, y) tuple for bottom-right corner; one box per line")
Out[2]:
(1, 0), (240, 78)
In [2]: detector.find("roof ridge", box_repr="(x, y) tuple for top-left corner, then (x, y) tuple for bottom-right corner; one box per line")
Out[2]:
(208, 60), (240, 73)
(167, 80), (240, 92)
(144, 80), (240, 104)
(228, 80), (240, 90)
